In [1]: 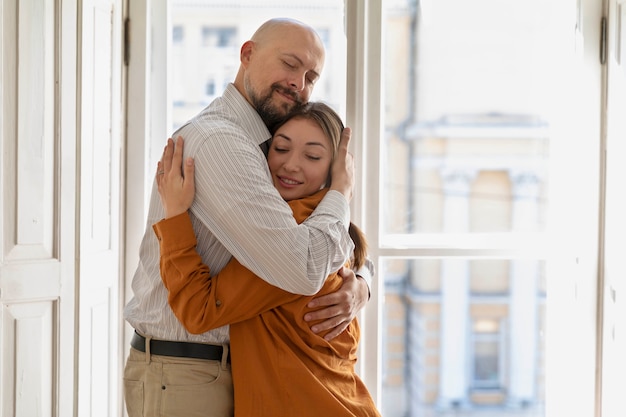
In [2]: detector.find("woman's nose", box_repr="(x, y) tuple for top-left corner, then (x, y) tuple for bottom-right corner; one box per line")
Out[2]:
(283, 155), (300, 172)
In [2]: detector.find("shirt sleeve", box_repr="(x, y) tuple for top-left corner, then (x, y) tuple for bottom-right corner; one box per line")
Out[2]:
(183, 124), (354, 295)
(153, 213), (302, 334)
(355, 257), (374, 296)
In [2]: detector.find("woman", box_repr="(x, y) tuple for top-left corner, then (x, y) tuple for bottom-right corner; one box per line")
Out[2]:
(154, 102), (380, 417)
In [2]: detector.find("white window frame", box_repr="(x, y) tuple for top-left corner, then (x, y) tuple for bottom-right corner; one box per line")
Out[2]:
(343, 0), (384, 402)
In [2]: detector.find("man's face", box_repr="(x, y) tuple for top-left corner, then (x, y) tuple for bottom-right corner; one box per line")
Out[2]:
(242, 27), (325, 129)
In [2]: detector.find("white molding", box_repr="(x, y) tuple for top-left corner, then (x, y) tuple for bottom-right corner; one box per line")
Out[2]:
(345, 0), (384, 405)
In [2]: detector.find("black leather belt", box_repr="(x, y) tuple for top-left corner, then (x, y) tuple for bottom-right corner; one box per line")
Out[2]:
(131, 331), (229, 362)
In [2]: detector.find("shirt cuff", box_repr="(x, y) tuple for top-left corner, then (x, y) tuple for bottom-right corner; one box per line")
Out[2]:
(152, 212), (197, 254)
(355, 257), (374, 299)
(316, 189), (351, 227)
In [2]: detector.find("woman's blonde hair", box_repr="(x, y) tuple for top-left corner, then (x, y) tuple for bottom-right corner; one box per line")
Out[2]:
(272, 102), (368, 269)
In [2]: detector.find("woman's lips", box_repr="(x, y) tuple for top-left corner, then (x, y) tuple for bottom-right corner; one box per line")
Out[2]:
(277, 176), (301, 187)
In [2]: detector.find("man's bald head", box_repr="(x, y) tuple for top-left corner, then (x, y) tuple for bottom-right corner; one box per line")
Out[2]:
(234, 18), (326, 130)
(251, 18), (323, 47)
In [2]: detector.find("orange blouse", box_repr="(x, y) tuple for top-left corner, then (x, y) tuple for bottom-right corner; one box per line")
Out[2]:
(153, 189), (380, 417)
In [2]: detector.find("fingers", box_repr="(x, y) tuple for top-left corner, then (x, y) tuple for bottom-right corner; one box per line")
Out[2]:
(162, 138), (174, 175)
(160, 136), (185, 177)
(329, 127), (355, 200)
(183, 156), (195, 179)
(183, 156), (195, 195)
(156, 136), (195, 218)
(304, 297), (341, 320)
(156, 160), (164, 188)
(171, 136), (184, 177)
(305, 304), (351, 341)
(306, 287), (342, 310)
(337, 266), (354, 281)
(311, 317), (350, 341)
(339, 127), (351, 151)
(321, 321), (350, 341)
(305, 291), (350, 339)
(337, 128), (354, 170)
(304, 265), (368, 341)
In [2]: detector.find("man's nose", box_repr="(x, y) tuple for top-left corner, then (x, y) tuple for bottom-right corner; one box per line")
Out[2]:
(289, 72), (306, 92)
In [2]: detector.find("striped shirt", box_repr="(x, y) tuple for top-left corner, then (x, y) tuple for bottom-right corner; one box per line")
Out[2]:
(124, 84), (359, 344)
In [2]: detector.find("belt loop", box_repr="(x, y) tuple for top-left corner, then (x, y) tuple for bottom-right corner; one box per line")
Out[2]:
(221, 344), (229, 369)
(144, 334), (152, 364)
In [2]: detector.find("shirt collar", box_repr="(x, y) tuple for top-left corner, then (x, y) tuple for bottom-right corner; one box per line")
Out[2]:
(223, 83), (271, 146)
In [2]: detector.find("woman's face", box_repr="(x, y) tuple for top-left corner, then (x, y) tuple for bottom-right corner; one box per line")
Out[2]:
(267, 117), (332, 201)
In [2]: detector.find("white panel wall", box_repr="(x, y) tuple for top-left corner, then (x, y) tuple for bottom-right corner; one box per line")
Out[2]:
(1, 1), (65, 416)
(1, 0), (124, 416)
(78, 0), (123, 416)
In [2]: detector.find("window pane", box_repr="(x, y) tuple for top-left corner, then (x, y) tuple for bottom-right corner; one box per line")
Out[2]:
(382, 258), (546, 416)
(170, 0), (346, 132)
(472, 318), (501, 388)
(474, 340), (499, 385)
(382, 0), (550, 236)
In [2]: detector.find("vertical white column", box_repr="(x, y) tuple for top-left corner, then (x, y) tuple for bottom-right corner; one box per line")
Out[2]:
(438, 170), (473, 408)
(508, 172), (540, 407)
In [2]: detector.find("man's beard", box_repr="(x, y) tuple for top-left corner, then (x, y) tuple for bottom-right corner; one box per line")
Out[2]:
(246, 81), (304, 131)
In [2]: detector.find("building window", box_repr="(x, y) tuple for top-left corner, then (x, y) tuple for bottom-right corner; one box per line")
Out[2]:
(205, 79), (216, 97)
(201, 27), (237, 47)
(172, 25), (184, 44)
(471, 318), (502, 389)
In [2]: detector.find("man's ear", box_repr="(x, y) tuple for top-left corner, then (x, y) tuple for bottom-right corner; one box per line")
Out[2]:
(240, 40), (254, 67)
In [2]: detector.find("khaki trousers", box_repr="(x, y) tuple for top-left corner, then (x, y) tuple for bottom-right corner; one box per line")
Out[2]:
(123, 344), (233, 417)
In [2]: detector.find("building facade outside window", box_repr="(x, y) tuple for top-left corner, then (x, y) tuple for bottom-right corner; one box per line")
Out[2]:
(169, 1), (551, 416)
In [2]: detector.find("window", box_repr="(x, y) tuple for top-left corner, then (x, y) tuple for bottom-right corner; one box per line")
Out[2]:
(471, 318), (502, 389)
(169, 1), (346, 132)
(377, 0), (552, 415)
(205, 79), (216, 97)
(172, 25), (184, 43)
(201, 27), (237, 47)
(167, 2), (552, 415)
(131, 1), (603, 417)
